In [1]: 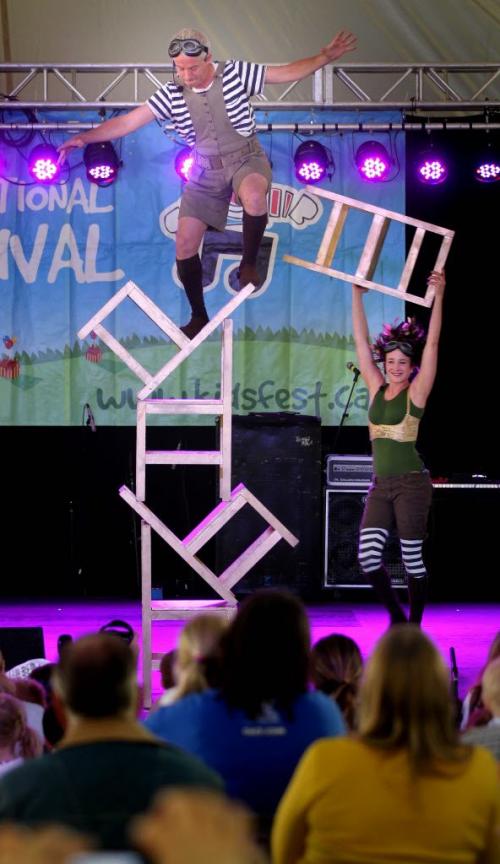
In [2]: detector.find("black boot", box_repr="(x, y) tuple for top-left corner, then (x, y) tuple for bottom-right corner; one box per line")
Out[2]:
(408, 575), (427, 626)
(368, 566), (407, 625)
(176, 255), (209, 337)
(180, 315), (209, 339)
(237, 211), (268, 290)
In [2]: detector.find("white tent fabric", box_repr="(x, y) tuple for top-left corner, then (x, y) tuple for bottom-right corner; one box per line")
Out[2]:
(2, 0), (499, 66)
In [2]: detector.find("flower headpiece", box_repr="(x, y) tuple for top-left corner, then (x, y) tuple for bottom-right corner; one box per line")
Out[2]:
(372, 317), (426, 363)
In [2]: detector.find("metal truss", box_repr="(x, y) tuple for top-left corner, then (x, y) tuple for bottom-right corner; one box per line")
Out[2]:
(1, 62), (499, 131)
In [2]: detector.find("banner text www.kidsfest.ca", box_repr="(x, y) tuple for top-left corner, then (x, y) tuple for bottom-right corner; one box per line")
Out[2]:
(96, 379), (370, 417)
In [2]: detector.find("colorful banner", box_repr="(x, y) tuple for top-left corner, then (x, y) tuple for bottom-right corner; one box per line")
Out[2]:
(0, 110), (405, 426)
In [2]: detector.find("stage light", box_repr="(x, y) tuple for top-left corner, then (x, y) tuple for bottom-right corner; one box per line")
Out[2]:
(293, 141), (331, 184)
(28, 144), (60, 184)
(355, 141), (391, 181)
(175, 147), (195, 181)
(83, 142), (120, 186)
(474, 156), (500, 183)
(416, 152), (448, 185)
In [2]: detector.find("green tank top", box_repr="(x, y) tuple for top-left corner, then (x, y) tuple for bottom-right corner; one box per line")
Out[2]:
(368, 386), (425, 477)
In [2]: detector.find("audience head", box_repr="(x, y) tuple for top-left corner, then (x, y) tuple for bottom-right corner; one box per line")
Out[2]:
(481, 656), (500, 718)
(28, 663), (65, 748)
(0, 674), (16, 697)
(465, 630), (500, 728)
(219, 589), (310, 719)
(311, 634), (363, 729)
(175, 614), (228, 700)
(13, 677), (46, 708)
(100, 619), (135, 645)
(358, 625), (468, 773)
(57, 634), (73, 661)
(29, 662), (56, 693)
(159, 649), (178, 691)
(53, 633), (137, 720)
(99, 618), (138, 657)
(0, 693), (42, 759)
(485, 631), (500, 664)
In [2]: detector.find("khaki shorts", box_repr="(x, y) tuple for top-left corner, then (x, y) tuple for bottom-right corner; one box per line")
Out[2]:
(179, 141), (272, 231)
(360, 470), (433, 540)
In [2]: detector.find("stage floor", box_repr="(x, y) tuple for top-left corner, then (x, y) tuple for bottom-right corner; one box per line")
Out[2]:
(0, 599), (498, 703)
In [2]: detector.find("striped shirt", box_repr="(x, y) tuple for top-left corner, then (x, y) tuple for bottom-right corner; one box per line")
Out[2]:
(147, 60), (267, 145)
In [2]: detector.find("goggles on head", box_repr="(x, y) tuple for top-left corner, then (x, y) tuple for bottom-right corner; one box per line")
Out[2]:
(383, 340), (414, 357)
(168, 37), (209, 58)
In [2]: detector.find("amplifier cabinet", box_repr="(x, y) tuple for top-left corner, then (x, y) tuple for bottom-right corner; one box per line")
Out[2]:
(326, 454), (373, 488)
(323, 488), (406, 589)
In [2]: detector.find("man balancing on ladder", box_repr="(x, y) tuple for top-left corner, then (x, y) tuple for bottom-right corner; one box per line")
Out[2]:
(59, 27), (356, 337)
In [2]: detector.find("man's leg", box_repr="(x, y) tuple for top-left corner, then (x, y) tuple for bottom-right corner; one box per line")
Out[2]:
(237, 173), (269, 289)
(176, 216), (209, 338)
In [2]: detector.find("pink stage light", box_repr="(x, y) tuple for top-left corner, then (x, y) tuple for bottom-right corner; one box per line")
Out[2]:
(28, 144), (60, 184)
(475, 160), (500, 183)
(84, 142), (120, 186)
(417, 154), (448, 185)
(355, 141), (391, 182)
(294, 141), (330, 184)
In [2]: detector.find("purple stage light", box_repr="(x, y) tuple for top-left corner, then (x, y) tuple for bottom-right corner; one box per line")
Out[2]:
(475, 159), (500, 183)
(28, 144), (60, 184)
(175, 147), (195, 181)
(355, 141), (391, 182)
(417, 153), (448, 185)
(88, 164), (115, 182)
(294, 141), (330, 184)
(84, 142), (120, 186)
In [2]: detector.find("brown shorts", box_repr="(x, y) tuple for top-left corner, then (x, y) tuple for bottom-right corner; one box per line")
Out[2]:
(179, 140), (272, 231)
(360, 470), (433, 540)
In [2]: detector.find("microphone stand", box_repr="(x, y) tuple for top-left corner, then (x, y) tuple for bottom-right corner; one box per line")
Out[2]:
(331, 367), (361, 453)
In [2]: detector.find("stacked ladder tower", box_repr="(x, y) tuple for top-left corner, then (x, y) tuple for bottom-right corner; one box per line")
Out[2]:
(78, 279), (298, 707)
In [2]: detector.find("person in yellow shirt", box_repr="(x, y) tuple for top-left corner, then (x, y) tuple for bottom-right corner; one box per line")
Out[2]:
(272, 625), (500, 864)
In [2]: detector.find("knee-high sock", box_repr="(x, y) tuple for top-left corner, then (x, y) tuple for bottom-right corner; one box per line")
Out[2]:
(358, 527), (389, 573)
(359, 528), (406, 624)
(400, 539), (427, 624)
(176, 254), (207, 319)
(241, 212), (268, 267)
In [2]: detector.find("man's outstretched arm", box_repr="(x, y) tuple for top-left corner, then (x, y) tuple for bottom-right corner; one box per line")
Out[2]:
(265, 30), (356, 84)
(58, 103), (156, 161)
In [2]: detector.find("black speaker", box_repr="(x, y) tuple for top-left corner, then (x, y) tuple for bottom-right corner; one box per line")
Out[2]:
(0, 627), (46, 670)
(216, 414), (322, 597)
(323, 489), (407, 588)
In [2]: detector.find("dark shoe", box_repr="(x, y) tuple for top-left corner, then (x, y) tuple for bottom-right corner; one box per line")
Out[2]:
(237, 264), (261, 292)
(180, 314), (209, 339)
(408, 575), (427, 626)
(369, 566), (408, 625)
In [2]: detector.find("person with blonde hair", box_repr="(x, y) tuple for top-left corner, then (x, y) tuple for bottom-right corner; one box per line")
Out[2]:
(310, 634), (362, 730)
(0, 693), (42, 777)
(463, 656), (500, 761)
(272, 626), (500, 864)
(461, 630), (500, 730)
(156, 614), (227, 708)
